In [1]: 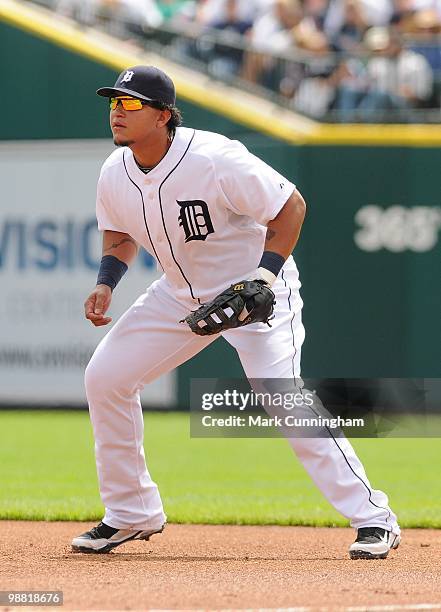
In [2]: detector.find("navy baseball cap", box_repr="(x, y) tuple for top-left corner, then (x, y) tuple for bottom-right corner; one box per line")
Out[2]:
(96, 65), (176, 106)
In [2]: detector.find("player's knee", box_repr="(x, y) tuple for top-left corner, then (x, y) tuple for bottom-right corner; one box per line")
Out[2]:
(85, 354), (134, 402)
(84, 356), (109, 401)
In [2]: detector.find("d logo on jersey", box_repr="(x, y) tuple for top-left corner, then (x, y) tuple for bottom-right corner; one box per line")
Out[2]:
(177, 200), (215, 243)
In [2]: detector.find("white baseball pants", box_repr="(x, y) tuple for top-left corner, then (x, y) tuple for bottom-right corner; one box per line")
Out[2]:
(85, 268), (400, 535)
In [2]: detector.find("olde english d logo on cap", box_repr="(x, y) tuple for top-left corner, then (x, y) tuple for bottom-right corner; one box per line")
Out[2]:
(121, 71), (134, 84)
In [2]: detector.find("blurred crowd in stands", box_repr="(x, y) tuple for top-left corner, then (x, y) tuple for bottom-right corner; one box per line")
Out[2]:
(54, 0), (441, 120)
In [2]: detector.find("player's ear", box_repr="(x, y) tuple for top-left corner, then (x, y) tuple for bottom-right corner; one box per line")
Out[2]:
(157, 109), (171, 129)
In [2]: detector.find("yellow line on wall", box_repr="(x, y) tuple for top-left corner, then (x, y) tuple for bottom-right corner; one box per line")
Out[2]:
(1, 0), (441, 147)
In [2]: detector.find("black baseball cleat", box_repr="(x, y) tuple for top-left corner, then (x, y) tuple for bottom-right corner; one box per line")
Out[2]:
(71, 521), (165, 553)
(349, 527), (401, 560)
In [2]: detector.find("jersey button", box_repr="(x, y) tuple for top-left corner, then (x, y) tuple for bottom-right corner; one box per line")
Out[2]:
(148, 193), (154, 200)
(145, 179), (152, 185)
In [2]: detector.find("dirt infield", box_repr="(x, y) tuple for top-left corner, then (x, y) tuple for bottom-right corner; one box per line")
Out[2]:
(0, 522), (440, 610)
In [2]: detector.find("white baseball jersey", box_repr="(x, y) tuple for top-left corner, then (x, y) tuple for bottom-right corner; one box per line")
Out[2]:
(96, 126), (297, 304)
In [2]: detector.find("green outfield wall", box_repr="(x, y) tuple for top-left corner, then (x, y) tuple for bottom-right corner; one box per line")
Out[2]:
(1, 17), (440, 409)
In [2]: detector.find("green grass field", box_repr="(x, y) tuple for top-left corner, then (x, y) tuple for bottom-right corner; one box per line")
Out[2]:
(0, 410), (439, 527)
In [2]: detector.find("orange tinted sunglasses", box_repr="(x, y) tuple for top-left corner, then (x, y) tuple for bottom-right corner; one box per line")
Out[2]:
(109, 96), (150, 111)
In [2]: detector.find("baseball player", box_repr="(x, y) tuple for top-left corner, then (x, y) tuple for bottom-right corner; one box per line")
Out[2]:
(71, 65), (400, 559)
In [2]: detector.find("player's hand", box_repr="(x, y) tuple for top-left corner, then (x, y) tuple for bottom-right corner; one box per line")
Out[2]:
(84, 285), (113, 327)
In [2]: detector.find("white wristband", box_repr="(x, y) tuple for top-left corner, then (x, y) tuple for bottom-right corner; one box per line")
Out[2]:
(248, 267), (277, 287)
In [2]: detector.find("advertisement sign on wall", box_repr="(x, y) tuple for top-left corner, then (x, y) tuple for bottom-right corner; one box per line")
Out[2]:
(0, 140), (175, 406)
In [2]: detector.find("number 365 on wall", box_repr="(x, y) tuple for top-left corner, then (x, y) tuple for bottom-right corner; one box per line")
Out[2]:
(354, 205), (441, 253)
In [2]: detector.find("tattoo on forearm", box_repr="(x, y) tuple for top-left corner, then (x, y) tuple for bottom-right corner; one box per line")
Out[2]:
(103, 237), (137, 254)
(266, 229), (276, 241)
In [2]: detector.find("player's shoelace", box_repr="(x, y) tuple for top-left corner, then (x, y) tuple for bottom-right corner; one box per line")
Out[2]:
(356, 527), (387, 543)
(86, 522), (119, 540)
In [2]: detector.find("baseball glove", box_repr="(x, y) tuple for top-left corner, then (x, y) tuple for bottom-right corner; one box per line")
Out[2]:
(181, 279), (275, 336)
